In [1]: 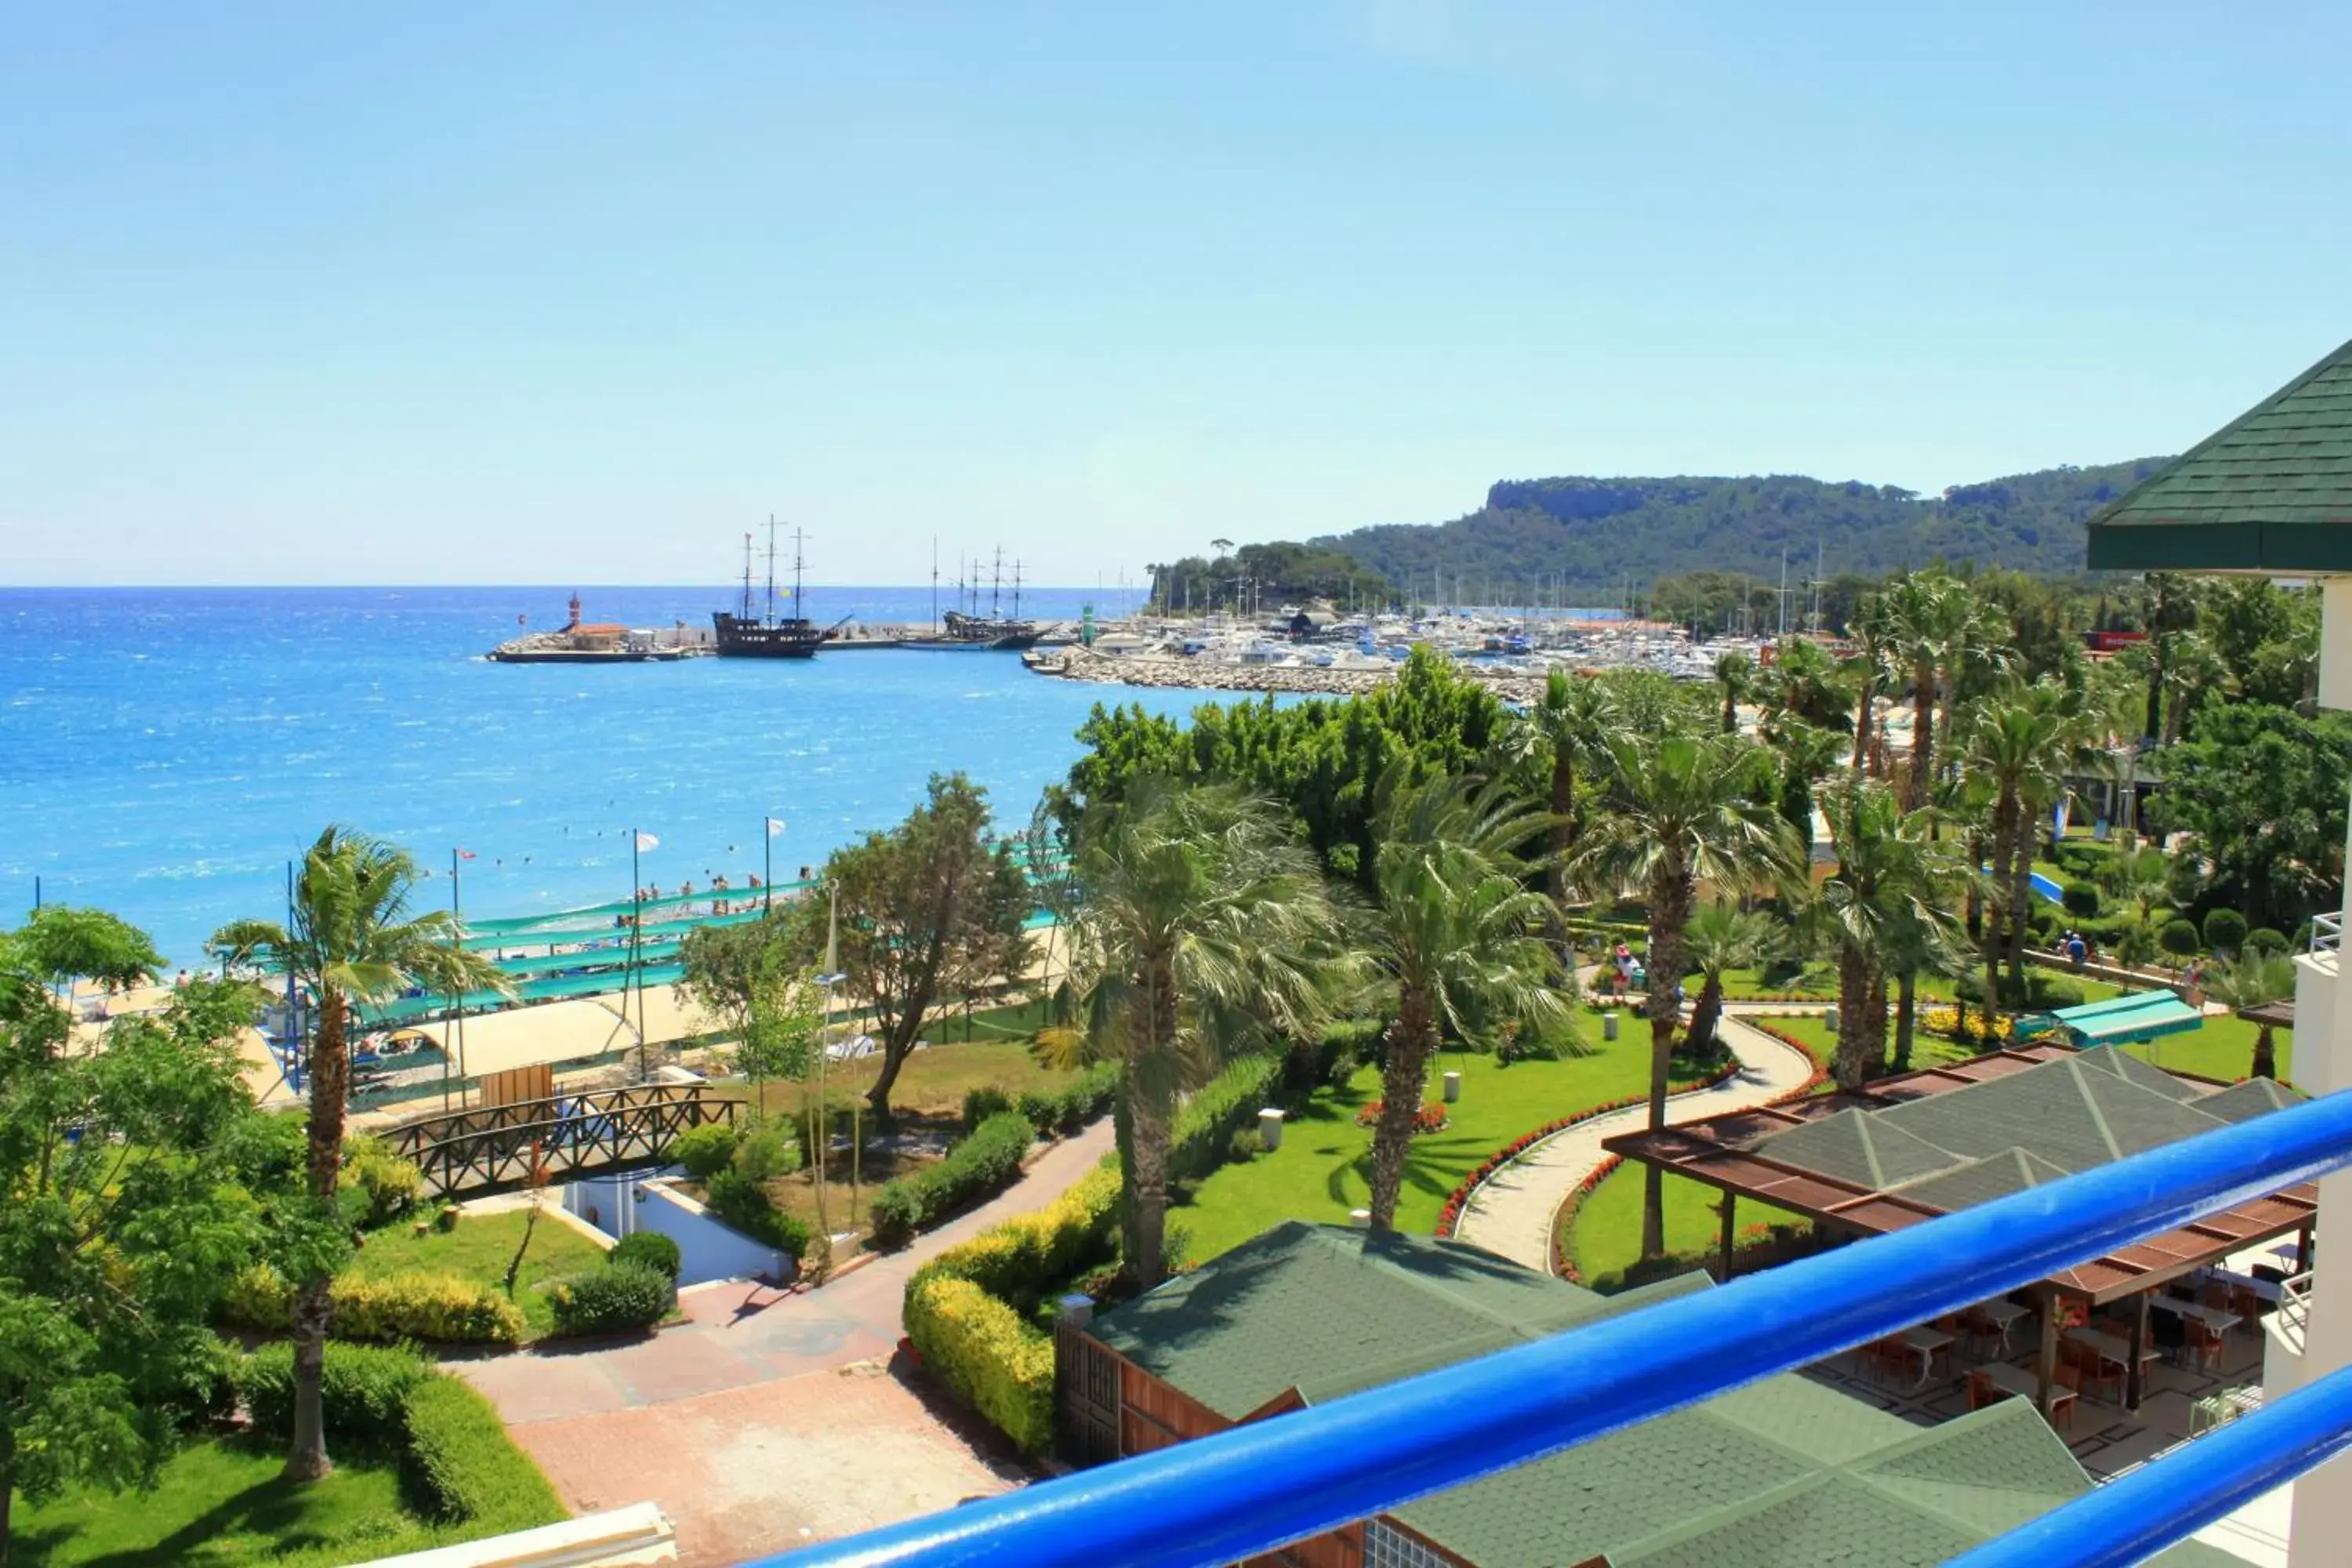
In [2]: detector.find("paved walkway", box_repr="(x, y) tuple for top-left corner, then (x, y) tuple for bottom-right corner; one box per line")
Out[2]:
(1451, 1013), (1816, 1272)
(459, 1118), (1117, 1423)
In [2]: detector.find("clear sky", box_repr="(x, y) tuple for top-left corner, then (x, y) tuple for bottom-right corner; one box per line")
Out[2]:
(4, 2), (2347, 587)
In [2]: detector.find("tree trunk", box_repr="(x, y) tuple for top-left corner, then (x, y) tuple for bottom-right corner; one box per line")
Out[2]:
(1685, 977), (1725, 1065)
(2, 1424), (16, 1568)
(1893, 971), (1917, 1073)
(1852, 681), (1873, 781)
(865, 1004), (930, 1122)
(1547, 746), (1575, 957)
(2005, 813), (2034, 994)
(2253, 1025), (2278, 1081)
(1124, 1075), (1174, 1288)
(1864, 967), (1889, 1079)
(287, 985), (350, 1484)
(1835, 942), (1876, 1091)
(1368, 985), (1438, 1229)
(1906, 666), (1936, 811)
(1721, 687), (1737, 735)
(1639, 872), (1691, 1260)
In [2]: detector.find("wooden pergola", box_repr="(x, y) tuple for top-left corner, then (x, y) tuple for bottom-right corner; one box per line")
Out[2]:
(1602, 1045), (2316, 1415)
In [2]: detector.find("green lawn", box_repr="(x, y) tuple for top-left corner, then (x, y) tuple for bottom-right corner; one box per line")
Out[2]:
(1175, 1037), (1659, 1265)
(348, 1208), (607, 1340)
(1754, 995), (2286, 1088)
(1566, 1163), (1804, 1287)
(743, 1038), (1076, 1121)
(12, 1439), (466, 1566)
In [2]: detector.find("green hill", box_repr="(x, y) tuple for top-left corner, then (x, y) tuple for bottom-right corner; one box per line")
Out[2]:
(1312, 459), (2169, 599)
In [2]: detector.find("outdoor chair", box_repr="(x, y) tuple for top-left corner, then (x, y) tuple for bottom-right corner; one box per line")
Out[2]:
(1965, 1369), (2000, 1412)
(2187, 1320), (2227, 1374)
(2050, 1365), (2084, 1431)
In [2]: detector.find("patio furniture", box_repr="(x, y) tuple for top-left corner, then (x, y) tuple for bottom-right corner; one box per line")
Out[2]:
(2184, 1319), (2227, 1374)
(1979, 1361), (2078, 1430)
(1900, 1327), (1955, 1387)
(2060, 1338), (2121, 1403)
(2189, 1385), (2264, 1435)
(1969, 1297), (2032, 1357)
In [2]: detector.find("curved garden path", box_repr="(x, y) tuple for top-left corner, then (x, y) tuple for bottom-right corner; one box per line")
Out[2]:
(1450, 1011), (1816, 1272)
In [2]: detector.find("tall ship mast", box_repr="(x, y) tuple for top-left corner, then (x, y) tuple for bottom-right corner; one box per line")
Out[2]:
(902, 543), (1043, 651)
(710, 518), (845, 659)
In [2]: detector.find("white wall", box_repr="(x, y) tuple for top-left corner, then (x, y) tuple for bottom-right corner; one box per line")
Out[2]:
(564, 1171), (786, 1287)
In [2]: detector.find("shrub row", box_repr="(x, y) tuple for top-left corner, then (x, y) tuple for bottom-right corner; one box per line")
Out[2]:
(222, 1264), (527, 1347)
(546, 1261), (674, 1338)
(704, 1166), (814, 1258)
(1169, 1054), (1282, 1186)
(1014, 1061), (1121, 1137)
(612, 1230), (683, 1281)
(237, 1344), (563, 1531)
(871, 1110), (1038, 1248)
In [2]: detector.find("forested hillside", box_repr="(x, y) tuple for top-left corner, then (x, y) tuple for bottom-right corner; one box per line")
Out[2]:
(1314, 459), (2169, 600)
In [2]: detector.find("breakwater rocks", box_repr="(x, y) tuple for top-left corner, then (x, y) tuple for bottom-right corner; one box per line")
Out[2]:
(1027, 648), (1547, 704)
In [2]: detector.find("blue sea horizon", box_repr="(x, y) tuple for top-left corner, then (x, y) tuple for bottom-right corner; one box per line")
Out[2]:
(0, 584), (1204, 967)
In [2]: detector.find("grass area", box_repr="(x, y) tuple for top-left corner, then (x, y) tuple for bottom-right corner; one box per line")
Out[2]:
(1175, 1037), (1661, 1265)
(11, 1438), (464, 1567)
(1755, 993), (2287, 1086)
(743, 1038), (1073, 1122)
(1566, 1163), (1804, 1286)
(347, 1207), (607, 1340)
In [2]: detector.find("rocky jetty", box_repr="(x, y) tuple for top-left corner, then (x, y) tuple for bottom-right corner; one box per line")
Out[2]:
(1026, 648), (1546, 704)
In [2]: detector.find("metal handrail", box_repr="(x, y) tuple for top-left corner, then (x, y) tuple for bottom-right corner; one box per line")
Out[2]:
(764, 1091), (2352, 1568)
(2277, 1269), (2317, 1352)
(2313, 911), (2343, 953)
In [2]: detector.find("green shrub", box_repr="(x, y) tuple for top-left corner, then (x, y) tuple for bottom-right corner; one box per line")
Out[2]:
(1169, 1054), (1281, 1185)
(220, 1263), (524, 1346)
(704, 1167), (811, 1257)
(910, 1163), (1121, 1313)
(1014, 1063), (1120, 1136)
(397, 1374), (566, 1530)
(238, 1341), (431, 1450)
(611, 1231), (682, 1282)
(1952, 972), (2086, 1012)
(2053, 841), (2114, 879)
(2161, 918), (2202, 959)
(2060, 880), (2102, 919)
(902, 1276), (1054, 1453)
(546, 1261), (673, 1337)
(1293, 1019), (1382, 1087)
(2246, 927), (2291, 957)
(2029, 906), (2063, 942)
(869, 1110), (1036, 1248)
(671, 1122), (742, 1180)
(964, 1086), (1015, 1132)
(2204, 908), (2249, 956)
(732, 1124), (802, 1182)
(342, 1136), (423, 1228)
(1226, 1127), (1261, 1165)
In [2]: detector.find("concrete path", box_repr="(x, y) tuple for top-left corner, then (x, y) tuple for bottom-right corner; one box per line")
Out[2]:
(459, 1118), (1116, 1423)
(1451, 1014), (1815, 1272)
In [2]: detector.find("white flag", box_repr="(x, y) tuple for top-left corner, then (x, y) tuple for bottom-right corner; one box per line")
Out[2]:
(766, 817), (786, 837)
(634, 831), (660, 852)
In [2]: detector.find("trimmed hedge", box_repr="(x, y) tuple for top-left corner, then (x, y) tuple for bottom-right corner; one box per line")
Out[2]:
(2247, 927), (2290, 957)
(2060, 879), (2102, 919)
(671, 1122), (742, 1180)
(222, 1264), (525, 1346)
(913, 1162), (1123, 1312)
(871, 1110), (1038, 1248)
(1169, 1054), (1281, 1185)
(546, 1261), (673, 1337)
(2204, 908), (2249, 955)
(902, 1276), (1056, 1452)
(239, 1341), (431, 1450)
(705, 1166), (813, 1257)
(964, 1086), (1015, 1132)
(1015, 1062), (1121, 1138)
(399, 1374), (566, 1529)
(611, 1231), (682, 1282)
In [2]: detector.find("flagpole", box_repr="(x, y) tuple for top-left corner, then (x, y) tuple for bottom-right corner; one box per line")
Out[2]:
(631, 829), (644, 1080)
(764, 818), (773, 916)
(447, 848), (461, 1112)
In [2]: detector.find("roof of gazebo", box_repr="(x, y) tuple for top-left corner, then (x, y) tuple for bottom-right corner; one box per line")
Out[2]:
(1602, 1044), (2314, 1304)
(2086, 336), (2352, 573)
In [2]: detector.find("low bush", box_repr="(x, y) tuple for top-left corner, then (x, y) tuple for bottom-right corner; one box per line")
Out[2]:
(2060, 879), (2102, 919)
(342, 1135), (423, 1228)
(2204, 908), (2249, 956)
(1952, 971), (2087, 1012)
(398, 1374), (566, 1530)
(1291, 1018), (1383, 1087)
(902, 1276), (1055, 1453)
(2053, 841), (2114, 879)
(2246, 927), (2291, 957)
(611, 1231), (682, 1282)
(671, 1121), (742, 1180)
(220, 1263), (524, 1346)
(911, 1161), (1121, 1312)
(704, 1167), (812, 1257)
(964, 1086), (1014, 1132)
(2161, 918), (2202, 959)
(238, 1341), (431, 1450)
(1169, 1054), (1281, 1185)
(546, 1261), (673, 1338)
(1014, 1062), (1120, 1137)
(869, 1110), (1036, 1248)
(732, 1124), (802, 1182)
(1226, 1126), (1261, 1164)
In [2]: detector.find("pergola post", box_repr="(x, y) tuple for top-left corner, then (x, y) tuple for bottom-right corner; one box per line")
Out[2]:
(1717, 1194), (1737, 1282)
(2125, 1291), (2149, 1412)
(2036, 1287), (2060, 1417)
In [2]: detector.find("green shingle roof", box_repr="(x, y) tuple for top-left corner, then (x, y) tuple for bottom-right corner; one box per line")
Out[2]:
(1889, 1147), (2074, 1213)
(1744, 1108), (1965, 1189)
(2086, 336), (2352, 572)
(2191, 1076), (2309, 1123)
(1094, 1225), (2230, 1566)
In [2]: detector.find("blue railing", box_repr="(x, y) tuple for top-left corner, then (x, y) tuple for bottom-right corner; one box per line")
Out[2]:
(763, 1089), (2352, 1568)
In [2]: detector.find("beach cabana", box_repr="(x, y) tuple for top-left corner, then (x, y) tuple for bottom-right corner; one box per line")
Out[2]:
(2032, 990), (2206, 1048)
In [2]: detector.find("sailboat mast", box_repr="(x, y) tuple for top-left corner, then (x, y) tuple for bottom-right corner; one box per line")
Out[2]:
(791, 527), (808, 622)
(1011, 558), (1023, 622)
(764, 516), (779, 626)
(931, 539), (940, 632)
(740, 532), (754, 620)
(990, 548), (1003, 618)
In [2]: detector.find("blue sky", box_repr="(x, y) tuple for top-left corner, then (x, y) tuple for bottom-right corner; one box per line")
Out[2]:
(3, 2), (2347, 586)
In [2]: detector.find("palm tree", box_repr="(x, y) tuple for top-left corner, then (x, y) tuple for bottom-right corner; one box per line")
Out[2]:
(1713, 652), (1754, 735)
(1570, 733), (1797, 1257)
(1681, 901), (1777, 1063)
(1360, 771), (1566, 1229)
(212, 826), (509, 1483)
(1812, 781), (1955, 1090)
(1046, 780), (1339, 1287)
(1884, 572), (2012, 811)
(2204, 953), (2296, 1080)
(1843, 595), (1897, 780)
(1494, 670), (1614, 945)
(1764, 636), (1852, 735)
(1958, 688), (2078, 1005)
(1762, 716), (1848, 864)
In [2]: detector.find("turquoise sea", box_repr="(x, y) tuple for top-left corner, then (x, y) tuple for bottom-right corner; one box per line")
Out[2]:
(0, 585), (1203, 967)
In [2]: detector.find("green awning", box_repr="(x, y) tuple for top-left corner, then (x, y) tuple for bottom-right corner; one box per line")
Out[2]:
(2041, 990), (2205, 1047)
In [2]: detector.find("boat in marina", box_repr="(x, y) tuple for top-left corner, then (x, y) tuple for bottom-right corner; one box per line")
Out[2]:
(901, 547), (1041, 650)
(713, 521), (847, 659)
(487, 593), (699, 662)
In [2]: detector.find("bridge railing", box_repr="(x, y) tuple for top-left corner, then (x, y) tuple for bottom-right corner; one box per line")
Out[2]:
(383, 1083), (735, 1197)
(756, 1087), (2352, 1568)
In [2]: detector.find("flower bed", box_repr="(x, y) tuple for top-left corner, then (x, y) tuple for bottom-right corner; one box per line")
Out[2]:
(1355, 1100), (1449, 1133)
